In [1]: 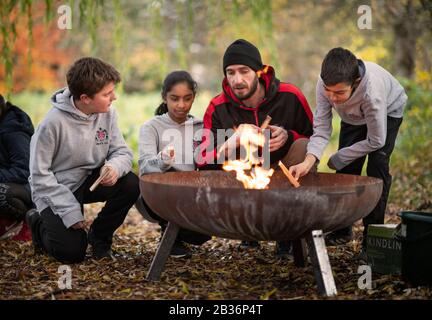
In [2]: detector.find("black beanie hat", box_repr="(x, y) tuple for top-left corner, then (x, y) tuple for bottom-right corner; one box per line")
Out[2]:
(223, 39), (263, 74)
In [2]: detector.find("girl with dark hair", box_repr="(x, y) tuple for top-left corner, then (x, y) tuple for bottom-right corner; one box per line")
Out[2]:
(138, 71), (210, 258)
(0, 94), (34, 241)
(153, 70), (198, 116)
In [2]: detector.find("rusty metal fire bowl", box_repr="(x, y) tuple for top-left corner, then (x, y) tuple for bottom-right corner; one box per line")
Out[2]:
(139, 171), (383, 241)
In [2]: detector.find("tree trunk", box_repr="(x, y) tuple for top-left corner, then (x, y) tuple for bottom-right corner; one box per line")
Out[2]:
(392, 19), (417, 79)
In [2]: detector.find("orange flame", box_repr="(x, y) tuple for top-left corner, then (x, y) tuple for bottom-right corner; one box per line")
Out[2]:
(223, 125), (274, 189)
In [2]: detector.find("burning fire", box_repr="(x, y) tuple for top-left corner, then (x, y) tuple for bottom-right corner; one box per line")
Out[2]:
(222, 124), (274, 189)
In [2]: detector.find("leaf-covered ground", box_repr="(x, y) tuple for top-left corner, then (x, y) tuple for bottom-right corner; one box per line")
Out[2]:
(1, 203), (431, 300)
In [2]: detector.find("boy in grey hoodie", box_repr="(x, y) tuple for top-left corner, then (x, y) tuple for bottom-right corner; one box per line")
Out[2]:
(27, 57), (140, 262)
(289, 48), (406, 250)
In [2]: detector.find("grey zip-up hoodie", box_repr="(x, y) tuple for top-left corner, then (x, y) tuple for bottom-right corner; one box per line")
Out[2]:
(307, 61), (407, 170)
(138, 113), (203, 175)
(29, 88), (133, 228)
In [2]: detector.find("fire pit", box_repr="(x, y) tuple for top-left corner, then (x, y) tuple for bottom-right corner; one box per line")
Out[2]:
(139, 170), (383, 296)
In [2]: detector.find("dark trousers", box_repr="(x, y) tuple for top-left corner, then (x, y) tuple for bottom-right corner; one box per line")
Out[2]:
(33, 169), (140, 263)
(334, 116), (403, 244)
(0, 183), (33, 220)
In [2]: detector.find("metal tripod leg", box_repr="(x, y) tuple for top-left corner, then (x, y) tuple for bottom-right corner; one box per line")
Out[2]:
(306, 230), (338, 296)
(146, 222), (179, 281)
(293, 238), (308, 267)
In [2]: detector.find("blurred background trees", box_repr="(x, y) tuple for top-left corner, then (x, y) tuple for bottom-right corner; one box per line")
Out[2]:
(3, 0), (430, 94)
(1, 0), (431, 210)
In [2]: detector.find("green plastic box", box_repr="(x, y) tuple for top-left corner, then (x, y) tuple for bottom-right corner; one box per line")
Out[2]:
(367, 224), (402, 275)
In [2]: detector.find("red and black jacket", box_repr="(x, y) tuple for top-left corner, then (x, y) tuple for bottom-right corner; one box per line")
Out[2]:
(197, 65), (313, 169)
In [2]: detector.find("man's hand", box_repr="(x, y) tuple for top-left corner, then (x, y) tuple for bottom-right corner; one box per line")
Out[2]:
(269, 125), (288, 152)
(218, 124), (259, 159)
(289, 154), (317, 180)
(217, 131), (240, 160)
(100, 165), (119, 187)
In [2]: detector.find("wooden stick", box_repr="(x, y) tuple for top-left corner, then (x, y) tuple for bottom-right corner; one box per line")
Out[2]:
(278, 161), (300, 188)
(260, 115), (272, 129)
(89, 169), (111, 192)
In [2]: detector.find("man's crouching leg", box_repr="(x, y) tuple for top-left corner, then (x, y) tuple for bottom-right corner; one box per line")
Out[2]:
(280, 138), (317, 173)
(273, 138), (315, 258)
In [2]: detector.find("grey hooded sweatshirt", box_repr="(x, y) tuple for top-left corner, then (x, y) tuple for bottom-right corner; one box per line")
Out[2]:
(29, 88), (133, 228)
(138, 113), (203, 175)
(307, 61), (407, 170)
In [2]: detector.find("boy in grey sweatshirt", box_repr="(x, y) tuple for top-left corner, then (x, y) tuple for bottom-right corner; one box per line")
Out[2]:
(289, 48), (406, 250)
(27, 57), (140, 262)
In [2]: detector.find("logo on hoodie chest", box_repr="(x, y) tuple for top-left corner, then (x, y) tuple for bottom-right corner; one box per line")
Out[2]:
(95, 127), (109, 145)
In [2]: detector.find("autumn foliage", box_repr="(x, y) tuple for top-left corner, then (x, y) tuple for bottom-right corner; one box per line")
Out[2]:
(0, 4), (72, 94)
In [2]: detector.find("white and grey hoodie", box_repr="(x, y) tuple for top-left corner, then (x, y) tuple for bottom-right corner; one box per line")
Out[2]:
(29, 88), (133, 228)
(307, 61), (407, 170)
(138, 113), (203, 175)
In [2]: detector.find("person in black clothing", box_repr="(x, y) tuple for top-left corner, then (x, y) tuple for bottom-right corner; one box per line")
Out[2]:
(0, 94), (34, 240)
(196, 39), (315, 256)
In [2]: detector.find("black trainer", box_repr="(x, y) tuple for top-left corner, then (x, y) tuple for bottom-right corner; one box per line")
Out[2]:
(25, 209), (43, 252)
(275, 240), (293, 259)
(88, 229), (114, 260)
(239, 240), (260, 249)
(170, 241), (191, 259)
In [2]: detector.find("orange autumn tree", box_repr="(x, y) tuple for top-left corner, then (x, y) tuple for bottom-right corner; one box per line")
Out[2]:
(0, 4), (71, 94)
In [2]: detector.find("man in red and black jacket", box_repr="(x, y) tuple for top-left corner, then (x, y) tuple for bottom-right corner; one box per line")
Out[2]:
(197, 39), (313, 171)
(196, 39), (314, 256)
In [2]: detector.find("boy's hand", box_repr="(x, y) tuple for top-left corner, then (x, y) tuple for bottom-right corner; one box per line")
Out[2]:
(327, 157), (337, 170)
(100, 165), (119, 187)
(289, 154), (317, 180)
(269, 125), (288, 152)
(70, 221), (85, 230)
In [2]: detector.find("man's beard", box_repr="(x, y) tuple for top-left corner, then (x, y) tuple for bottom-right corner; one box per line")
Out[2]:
(233, 76), (259, 101)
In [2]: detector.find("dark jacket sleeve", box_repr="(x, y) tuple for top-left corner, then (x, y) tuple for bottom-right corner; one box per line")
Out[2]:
(0, 131), (31, 184)
(290, 91), (314, 139)
(196, 102), (223, 170)
(271, 94), (314, 163)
